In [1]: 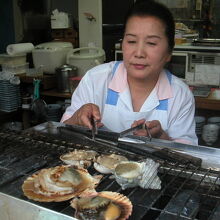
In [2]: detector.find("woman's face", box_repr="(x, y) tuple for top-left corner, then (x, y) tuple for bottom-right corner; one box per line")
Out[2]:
(122, 16), (171, 81)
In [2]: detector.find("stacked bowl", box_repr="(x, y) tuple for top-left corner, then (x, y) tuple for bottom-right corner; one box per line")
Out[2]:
(195, 116), (206, 136)
(46, 104), (62, 122)
(0, 80), (21, 112)
(202, 124), (219, 146)
(207, 117), (220, 128)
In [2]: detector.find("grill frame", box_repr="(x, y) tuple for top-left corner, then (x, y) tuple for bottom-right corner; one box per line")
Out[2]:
(1, 122), (220, 219)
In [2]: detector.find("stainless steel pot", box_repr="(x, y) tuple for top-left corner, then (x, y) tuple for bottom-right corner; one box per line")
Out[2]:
(55, 64), (77, 93)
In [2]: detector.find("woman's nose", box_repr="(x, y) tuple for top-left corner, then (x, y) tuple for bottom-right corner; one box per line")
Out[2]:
(134, 43), (146, 58)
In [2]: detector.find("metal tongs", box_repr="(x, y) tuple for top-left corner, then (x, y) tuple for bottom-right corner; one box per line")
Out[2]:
(91, 117), (98, 140)
(119, 122), (152, 141)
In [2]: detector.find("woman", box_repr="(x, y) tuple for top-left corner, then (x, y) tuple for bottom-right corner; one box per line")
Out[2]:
(61, 0), (198, 145)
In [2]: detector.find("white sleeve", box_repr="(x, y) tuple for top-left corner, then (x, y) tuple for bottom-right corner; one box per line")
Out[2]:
(167, 86), (198, 146)
(61, 62), (113, 122)
(60, 73), (95, 122)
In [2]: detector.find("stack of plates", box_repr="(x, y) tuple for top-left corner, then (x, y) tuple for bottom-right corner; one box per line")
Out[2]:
(195, 116), (206, 136)
(46, 104), (62, 122)
(0, 80), (21, 112)
(207, 117), (220, 128)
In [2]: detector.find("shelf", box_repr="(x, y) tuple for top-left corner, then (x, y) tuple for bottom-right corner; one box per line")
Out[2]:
(20, 74), (56, 90)
(195, 96), (220, 111)
(174, 19), (205, 22)
(40, 89), (220, 111)
(41, 89), (72, 99)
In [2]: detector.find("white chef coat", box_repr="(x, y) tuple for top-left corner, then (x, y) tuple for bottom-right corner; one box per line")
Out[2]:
(61, 61), (198, 145)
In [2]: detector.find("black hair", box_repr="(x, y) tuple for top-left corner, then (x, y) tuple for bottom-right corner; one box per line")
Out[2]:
(124, 0), (175, 52)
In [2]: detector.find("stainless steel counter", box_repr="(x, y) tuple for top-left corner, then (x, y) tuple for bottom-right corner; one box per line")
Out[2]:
(0, 193), (75, 220)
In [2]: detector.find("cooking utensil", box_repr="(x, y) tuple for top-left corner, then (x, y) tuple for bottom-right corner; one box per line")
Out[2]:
(57, 125), (201, 166)
(55, 64), (77, 93)
(31, 79), (47, 120)
(91, 117), (98, 140)
(120, 123), (152, 141)
(119, 124), (144, 137)
(117, 138), (202, 167)
(144, 124), (152, 141)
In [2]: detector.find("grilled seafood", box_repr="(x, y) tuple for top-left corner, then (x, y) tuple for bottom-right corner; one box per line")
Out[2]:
(22, 165), (102, 202)
(94, 153), (128, 174)
(71, 191), (132, 220)
(60, 149), (98, 168)
(114, 159), (161, 190)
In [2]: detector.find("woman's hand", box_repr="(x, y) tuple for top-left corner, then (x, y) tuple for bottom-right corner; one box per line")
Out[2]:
(131, 119), (170, 140)
(63, 103), (103, 129)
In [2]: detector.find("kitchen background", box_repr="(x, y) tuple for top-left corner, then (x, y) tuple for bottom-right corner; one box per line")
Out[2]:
(2, 1), (220, 219)
(0, 0), (220, 59)
(1, 0), (220, 58)
(0, 0), (220, 147)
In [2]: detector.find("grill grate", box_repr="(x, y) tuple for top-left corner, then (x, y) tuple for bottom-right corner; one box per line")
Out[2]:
(0, 128), (220, 219)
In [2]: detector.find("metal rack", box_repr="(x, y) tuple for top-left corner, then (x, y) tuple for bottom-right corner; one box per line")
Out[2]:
(1, 123), (220, 219)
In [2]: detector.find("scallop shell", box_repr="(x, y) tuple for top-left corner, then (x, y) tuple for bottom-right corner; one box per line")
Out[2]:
(94, 153), (128, 174)
(71, 191), (132, 220)
(139, 158), (161, 190)
(114, 159), (161, 190)
(72, 196), (110, 210)
(60, 149), (98, 168)
(22, 165), (102, 202)
(114, 161), (143, 189)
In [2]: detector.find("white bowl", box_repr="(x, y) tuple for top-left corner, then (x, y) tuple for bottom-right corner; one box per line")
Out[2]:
(195, 116), (206, 124)
(202, 124), (219, 145)
(207, 117), (220, 124)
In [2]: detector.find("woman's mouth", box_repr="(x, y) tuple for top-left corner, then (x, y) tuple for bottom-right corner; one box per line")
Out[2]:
(132, 64), (147, 70)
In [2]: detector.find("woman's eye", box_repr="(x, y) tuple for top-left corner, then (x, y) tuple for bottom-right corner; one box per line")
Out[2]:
(128, 40), (136, 44)
(147, 42), (156, 46)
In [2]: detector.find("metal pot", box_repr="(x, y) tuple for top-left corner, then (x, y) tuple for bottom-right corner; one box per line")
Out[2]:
(55, 64), (77, 93)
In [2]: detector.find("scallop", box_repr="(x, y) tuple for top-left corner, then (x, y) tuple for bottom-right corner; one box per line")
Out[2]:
(60, 149), (98, 168)
(94, 153), (128, 174)
(114, 159), (161, 190)
(71, 191), (132, 220)
(22, 165), (102, 202)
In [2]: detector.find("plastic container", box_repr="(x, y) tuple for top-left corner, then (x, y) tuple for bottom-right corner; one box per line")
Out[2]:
(0, 53), (26, 66)
(32, 42), (73, 74)
(51, 10), (72, 29)
(66, 47), (105, 76)
(26, 67), (43, 77)
(2, 63), (29, 75)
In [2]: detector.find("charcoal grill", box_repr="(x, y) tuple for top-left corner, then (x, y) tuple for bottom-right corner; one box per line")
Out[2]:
(1, 122), (220, 220)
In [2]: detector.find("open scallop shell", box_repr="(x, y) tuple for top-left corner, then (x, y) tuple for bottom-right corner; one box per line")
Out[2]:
(114, 161), (142, 189)
(94, 153), (128, 174)
(22, 165), (102, 202)
(60, 149), (98, 168)
(114, 159), (161, 190)
(71, 191), (132, 220)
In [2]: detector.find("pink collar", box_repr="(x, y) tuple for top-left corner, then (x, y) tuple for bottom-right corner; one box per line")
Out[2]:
(109, 62), (173, 100)
(156, 70), (173, 100)
(109, 62), (127, 93)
